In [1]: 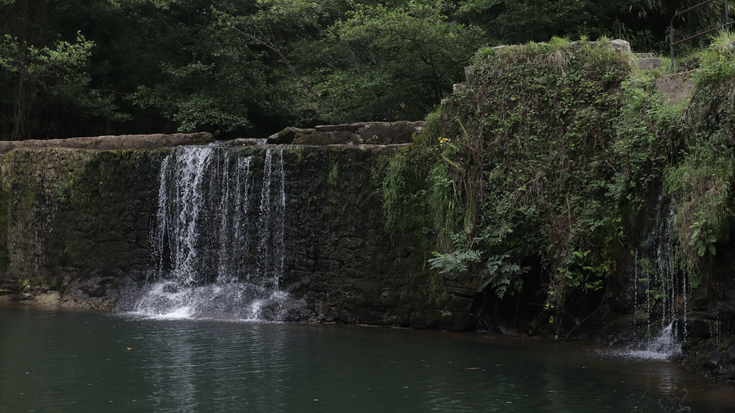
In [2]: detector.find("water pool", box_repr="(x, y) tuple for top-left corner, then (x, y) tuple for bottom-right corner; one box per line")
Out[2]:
(1, 303), (733, 413)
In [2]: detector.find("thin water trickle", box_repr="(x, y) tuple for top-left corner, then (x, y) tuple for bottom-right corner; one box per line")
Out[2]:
(634, 250), (639, 317)
(134, 146), (289, 321)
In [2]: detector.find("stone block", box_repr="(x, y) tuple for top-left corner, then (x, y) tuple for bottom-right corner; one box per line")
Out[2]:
(609, 39), (631, 53)
(638, 57), (662, 71)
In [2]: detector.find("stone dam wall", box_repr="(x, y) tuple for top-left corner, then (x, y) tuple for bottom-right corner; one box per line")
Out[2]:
(0, 125), (477, 331)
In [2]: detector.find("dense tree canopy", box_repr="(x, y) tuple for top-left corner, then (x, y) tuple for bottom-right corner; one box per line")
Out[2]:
(456, 0), (728, 50)
(0, 0), (730, 140)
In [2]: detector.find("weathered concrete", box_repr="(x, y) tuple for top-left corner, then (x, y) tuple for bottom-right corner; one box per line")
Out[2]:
(655, 70), (696, 105)
(266, 121), (425, 145)
(0, 132), (214, 155)
(0, 147), (165, 308)
(634, 53), (662, 71)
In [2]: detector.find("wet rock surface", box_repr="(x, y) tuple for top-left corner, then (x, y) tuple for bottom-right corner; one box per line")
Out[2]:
(679, 337), (735, 382)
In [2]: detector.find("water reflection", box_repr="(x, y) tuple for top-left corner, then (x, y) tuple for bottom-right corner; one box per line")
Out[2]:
(1, 304), (733, 413)
(133, 320), (290, 412)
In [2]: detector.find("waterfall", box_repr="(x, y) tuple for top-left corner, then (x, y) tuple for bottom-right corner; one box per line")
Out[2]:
(627, 192), (688, 359)
(132, 146), (288, 321)
(625, 323), (681, 360)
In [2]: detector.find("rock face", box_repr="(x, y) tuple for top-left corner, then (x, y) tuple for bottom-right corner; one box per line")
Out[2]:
(266, 121), (425, 145)
(609, 39), (631, 53)
(0, 135), (477, 331)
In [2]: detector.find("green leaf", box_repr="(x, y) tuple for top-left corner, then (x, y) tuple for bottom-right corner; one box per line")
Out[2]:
(698, 245), (706, 257)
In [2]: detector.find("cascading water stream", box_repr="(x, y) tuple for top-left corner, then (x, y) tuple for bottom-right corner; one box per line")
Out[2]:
(627, 192), (688, 359)
(132, 146), (289, 321)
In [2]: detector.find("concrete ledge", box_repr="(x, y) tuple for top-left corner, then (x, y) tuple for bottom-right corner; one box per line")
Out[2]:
(266, 121), (425, 145)
(0, 132), (214, 155)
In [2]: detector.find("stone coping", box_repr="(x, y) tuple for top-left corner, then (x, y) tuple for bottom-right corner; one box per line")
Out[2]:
(262, 121), (426, 146)
(0, 132), (214, 155)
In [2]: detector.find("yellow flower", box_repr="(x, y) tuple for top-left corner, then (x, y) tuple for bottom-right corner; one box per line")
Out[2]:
(510, 97), (516, 101)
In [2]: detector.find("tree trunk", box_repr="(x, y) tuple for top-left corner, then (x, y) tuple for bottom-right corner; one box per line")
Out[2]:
(11, 70), (28, 141)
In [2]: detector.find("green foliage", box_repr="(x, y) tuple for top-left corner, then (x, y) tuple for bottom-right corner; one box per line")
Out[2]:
(429, 248), (482, 275)
(381, 33), (735, 329)
(55, 178), (75, 204)
(0, 30), (126, 140)
(18, 278), (30, 290)
(327, 161), (339, 187)
(386, 39), (653, 316)
(221, 0), (482, 124)
(426, 160), (458, 251)
(381, 144), (439, 235)
(125, 0), (297, 137)
(482, 252), (526, 299)
(563, 250), (607, 291)
(392, 33), (735, 315)
(443, 39), (631, 310)
(664, 33), (735, 277)
(457, 0), (729, 52)
(689, 218), (717, 257)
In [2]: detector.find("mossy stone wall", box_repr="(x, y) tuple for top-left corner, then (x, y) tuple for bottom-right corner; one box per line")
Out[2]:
(0, 148), (165, 295)
(279, 145), (476, 329)
(0, 144), (478, 330)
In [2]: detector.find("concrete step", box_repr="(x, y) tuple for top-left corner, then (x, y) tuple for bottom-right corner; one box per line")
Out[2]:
(633, 52), (662, 70)
(638, 57), (662, 70)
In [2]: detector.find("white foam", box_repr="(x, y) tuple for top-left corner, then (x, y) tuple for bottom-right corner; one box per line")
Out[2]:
(611, 323), (681, 361)
(130, 280), (288, 322)
(156, 306), (194, 320)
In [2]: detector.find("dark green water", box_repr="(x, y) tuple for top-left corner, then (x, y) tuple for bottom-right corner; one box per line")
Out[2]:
(1, 303), (733, 413)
